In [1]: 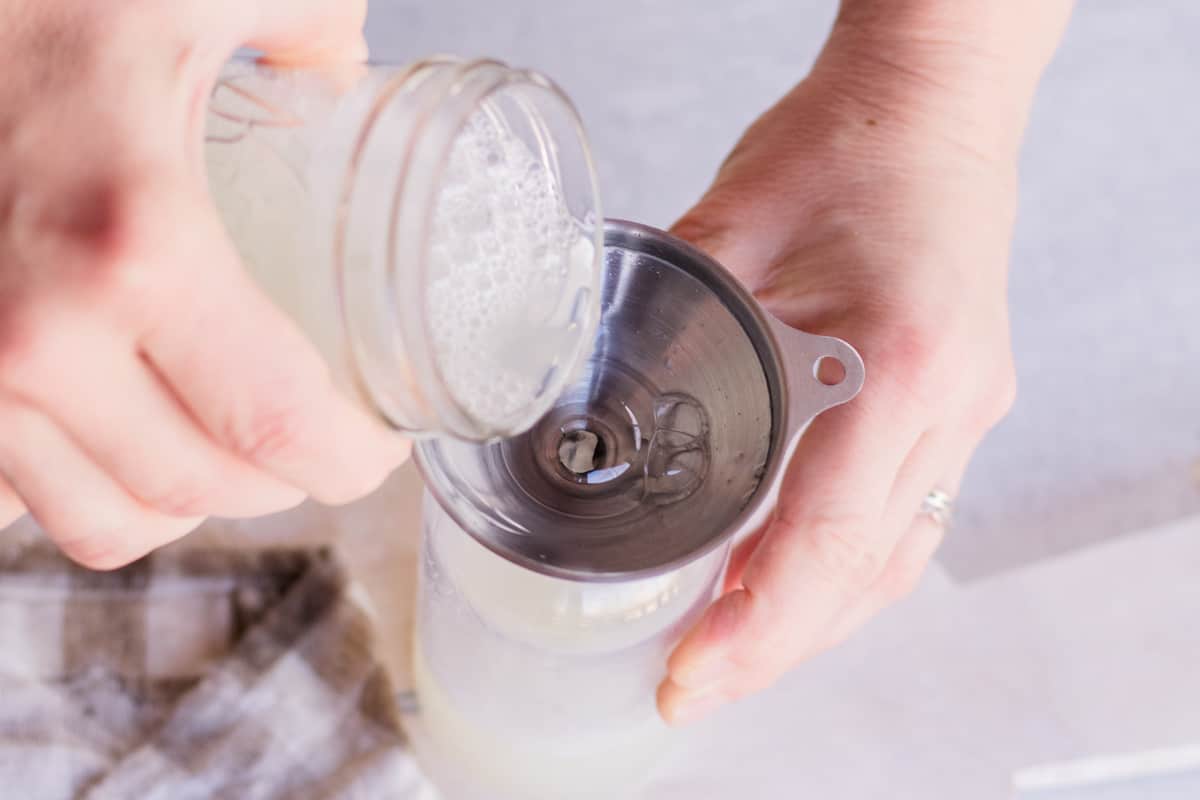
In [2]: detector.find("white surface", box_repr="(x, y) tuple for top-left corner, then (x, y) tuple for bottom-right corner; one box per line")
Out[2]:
(210, 466), (1199, 800)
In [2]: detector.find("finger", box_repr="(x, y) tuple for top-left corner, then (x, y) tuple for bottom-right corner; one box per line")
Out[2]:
(0, 476), (26, 529)
(0, 399), (203, 570)
(248, 0), (369, 63)
(718, 430), (943, 609)
(661, 387), (924, 723)
(723, 524), (767, 593)
(12, 323), (305, 519)
(671, 209), (775, 294)
(875, 429), (968, 551)
(823, 442), (975, 646)
(662, 427), (963, 725)
(823, 514), (947, 650)
(138, 196), (410, 505)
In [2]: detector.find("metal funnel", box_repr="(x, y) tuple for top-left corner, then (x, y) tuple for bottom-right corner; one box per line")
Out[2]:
(417, 220), (864, 581)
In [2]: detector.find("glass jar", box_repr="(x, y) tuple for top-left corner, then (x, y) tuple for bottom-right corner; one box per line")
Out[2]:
(412, 492), (728, 800)
(205, 58), (603, 440)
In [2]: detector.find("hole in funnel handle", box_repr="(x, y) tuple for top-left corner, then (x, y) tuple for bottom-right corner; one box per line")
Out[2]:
(814, 356), (847, 387)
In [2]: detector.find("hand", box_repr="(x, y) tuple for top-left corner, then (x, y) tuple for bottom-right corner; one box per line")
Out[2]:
(657, 32), (1022, 724)
(0, 0), (408, 569)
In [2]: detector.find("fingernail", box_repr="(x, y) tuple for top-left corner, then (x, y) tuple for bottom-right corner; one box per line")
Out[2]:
(669, 688), (727, 726)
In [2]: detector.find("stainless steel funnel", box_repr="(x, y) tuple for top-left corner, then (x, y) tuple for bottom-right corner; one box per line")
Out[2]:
(416, 219), (864, 581)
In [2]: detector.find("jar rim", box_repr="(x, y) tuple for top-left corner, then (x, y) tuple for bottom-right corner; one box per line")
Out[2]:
(414, 220), (791, 584)
(338, 57), (605, 441)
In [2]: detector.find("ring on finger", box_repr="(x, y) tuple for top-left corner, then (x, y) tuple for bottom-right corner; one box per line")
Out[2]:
(918, 488), (954, 528)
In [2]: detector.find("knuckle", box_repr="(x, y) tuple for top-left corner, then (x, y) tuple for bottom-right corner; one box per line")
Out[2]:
(226, 396), (314, 466)
(138, 475), (218, 518)
(670, 208), (735, 256)
(693, 590), (789, 684)
(62, 180), (157, 299)
(962, 362), (1018, 433)
(801, 514), (886, 593)
(0, 306), (46, 389)
(984, 365), (1019, 426)
(866, 324), (951, 409)
(906, 359), (955, 409)
(720, 589), (768, 652)
(872, 321), (944, 376)
(16, 171), (164, 309)
(866, 316), (1018, 434)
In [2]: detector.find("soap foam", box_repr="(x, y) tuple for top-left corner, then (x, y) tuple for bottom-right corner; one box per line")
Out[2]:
(425, 109), (596, 432)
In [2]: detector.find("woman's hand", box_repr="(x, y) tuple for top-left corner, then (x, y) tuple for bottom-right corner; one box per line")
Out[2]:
(657, 23), (1029, 724)
(0, 0), (408, 568)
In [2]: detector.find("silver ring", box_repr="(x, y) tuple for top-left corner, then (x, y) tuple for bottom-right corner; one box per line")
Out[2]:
(919, 489), (954, 528)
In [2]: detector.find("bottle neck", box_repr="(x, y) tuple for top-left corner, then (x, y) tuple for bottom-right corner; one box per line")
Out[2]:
(335, 58), (604, 441)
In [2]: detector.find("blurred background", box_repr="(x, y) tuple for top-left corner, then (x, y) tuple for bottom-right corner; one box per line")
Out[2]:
(358, 2), (1200, 798)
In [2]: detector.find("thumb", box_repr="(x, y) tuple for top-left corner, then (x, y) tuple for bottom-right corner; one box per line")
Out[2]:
(248, 0), (369, 63)
(669, 191), (784, 295)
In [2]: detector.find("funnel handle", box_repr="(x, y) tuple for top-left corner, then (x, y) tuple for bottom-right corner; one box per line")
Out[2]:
(765, 315), (866, 456)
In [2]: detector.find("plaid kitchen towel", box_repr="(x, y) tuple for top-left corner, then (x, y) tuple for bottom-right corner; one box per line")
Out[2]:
(0, 543), (429, 800)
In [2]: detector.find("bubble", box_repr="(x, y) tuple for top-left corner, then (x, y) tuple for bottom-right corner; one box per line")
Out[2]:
(424, 107), (596, 429)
